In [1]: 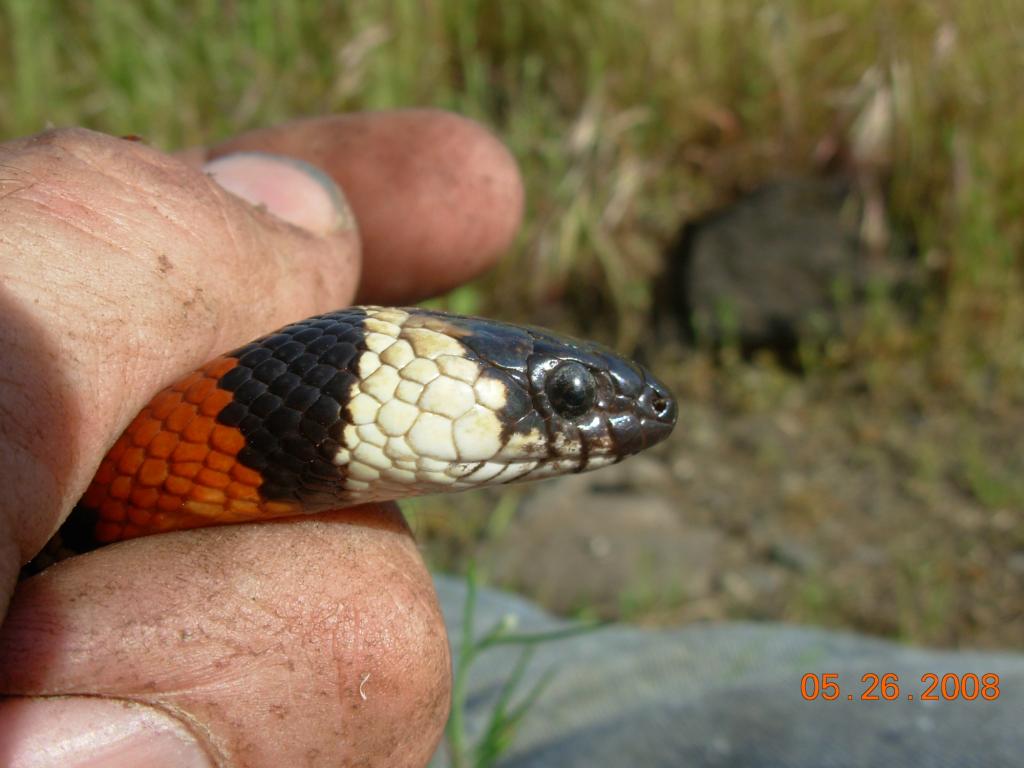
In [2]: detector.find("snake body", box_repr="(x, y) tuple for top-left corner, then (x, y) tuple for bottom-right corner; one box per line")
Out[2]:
(56, 306), (676, 553)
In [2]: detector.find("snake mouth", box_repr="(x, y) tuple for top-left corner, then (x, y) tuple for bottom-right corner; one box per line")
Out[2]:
(578, 356), (677, 458)
(638, 371), (678, 446)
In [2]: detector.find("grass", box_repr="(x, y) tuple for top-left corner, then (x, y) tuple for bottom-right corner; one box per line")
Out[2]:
(960, 440), (1024, 510)
(444, 563), (602, 768)
(1, 1), (1019, 383)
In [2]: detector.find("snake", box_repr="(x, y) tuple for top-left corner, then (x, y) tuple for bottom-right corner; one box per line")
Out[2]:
(35, 306), (676, 563)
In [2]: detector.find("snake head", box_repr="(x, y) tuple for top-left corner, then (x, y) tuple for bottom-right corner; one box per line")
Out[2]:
(445, 314), (677, 484)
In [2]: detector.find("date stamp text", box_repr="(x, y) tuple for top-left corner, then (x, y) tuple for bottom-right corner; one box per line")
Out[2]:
(800, 673), (1001, 702)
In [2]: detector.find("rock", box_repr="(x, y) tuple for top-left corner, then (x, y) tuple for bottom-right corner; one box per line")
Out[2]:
(665, 177), (870, 363)
(1009, 552), (1024, 575)
(770, 537), (822, 573)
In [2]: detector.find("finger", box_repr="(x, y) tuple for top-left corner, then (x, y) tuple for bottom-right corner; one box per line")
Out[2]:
(0, 129), (361, 559)
(0, 698), (211, 768)
(0, 507), (450, 768)
(206, 110), (524, 304)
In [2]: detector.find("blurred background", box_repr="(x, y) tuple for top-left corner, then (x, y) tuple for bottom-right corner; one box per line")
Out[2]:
(1, 1), (1020, 651)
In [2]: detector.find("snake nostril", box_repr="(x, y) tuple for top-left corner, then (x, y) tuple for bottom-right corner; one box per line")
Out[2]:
(652, 397), (669, 416)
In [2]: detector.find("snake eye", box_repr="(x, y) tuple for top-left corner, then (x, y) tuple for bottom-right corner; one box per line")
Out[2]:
(545, 362), (596, 419)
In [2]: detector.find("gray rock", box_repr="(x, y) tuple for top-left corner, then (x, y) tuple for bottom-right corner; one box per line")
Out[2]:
(431, 576), (1024, 768)
(667, 177), (872, 361)
(770, 537), (822, 573)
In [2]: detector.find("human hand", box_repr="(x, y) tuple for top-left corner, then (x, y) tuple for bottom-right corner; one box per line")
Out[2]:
(0, 111), (523, 767)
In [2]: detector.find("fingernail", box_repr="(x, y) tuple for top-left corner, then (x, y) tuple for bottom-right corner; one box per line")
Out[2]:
(203, 151), (355, 236)
(0, 697), (213, 768)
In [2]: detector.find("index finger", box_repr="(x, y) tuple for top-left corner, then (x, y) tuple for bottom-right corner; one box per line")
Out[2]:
(205, 110), (524, 305)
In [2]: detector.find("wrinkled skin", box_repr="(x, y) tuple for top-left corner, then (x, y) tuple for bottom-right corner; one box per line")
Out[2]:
(0, 111), (523, 767)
